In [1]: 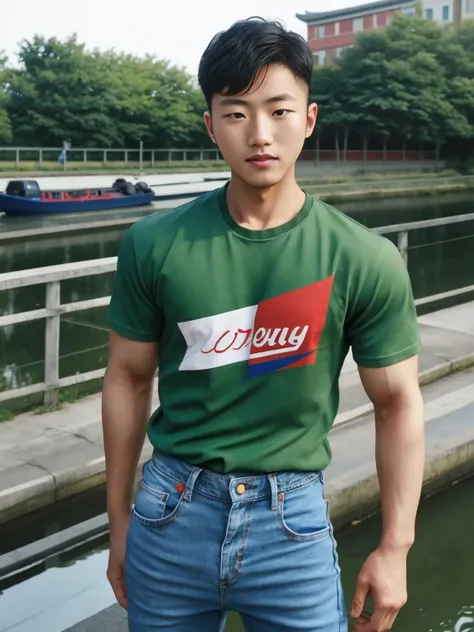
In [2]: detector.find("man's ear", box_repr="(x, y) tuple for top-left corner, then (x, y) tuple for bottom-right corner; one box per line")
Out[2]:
(306, 103), (318, 138)
(204, 112), (217, 144)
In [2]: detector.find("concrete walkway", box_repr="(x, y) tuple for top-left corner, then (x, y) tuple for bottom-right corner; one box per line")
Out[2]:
(59, 363), (474, 632)
(1, 301), (474, 525)
(55, 362), (474, 632)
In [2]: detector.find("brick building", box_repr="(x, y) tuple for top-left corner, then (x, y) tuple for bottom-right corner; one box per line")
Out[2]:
(296, 0), (473, 66)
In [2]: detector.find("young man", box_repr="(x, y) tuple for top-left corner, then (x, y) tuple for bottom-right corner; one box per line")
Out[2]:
(102, 17), (425, 632)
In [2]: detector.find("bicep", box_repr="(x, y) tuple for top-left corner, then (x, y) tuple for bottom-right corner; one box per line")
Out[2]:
(358, 355), (420, 412)
(106, 330), (158, 385)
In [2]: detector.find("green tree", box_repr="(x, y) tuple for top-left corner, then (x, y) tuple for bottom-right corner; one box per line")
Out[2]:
(317, 14), (474, 159)
(7, 35), (207, 149)
(0, 54), (12, 145)
(8, 35), (127, 146)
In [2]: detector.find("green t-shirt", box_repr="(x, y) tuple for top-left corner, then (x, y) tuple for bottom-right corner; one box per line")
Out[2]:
(107, 185), (420, 473)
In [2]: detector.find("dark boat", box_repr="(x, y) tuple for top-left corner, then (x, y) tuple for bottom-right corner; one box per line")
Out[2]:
(0, 179), (155, 216)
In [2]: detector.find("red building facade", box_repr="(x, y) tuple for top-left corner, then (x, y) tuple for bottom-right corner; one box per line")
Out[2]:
(297, 0), (415, 65)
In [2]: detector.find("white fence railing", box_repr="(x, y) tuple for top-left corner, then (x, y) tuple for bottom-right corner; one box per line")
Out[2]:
(0, 147), (223, 170)
(1, 214), (474, 406)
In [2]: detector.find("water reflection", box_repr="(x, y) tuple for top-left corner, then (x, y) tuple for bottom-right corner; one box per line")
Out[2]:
(1, 193), (474, 396)
(0, 546), (114, 632)
(0, 477), (472, 632)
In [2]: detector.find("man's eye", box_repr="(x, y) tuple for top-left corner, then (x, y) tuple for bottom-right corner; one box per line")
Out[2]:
(227, 113), (245, 119)
(274, 109), (289, 117)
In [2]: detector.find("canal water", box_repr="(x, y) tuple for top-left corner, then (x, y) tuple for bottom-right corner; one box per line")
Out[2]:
(1, 475), (473, 632)
(0, 191), (473, 400)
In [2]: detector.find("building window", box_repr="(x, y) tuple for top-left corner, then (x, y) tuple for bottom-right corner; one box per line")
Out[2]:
(425, 7), (434, 18)
(442, 4), (450, 19)
(318, 50), (327, 66)
(353, 17), (363, 31)
(466, 0), (474, 13)
(318, 25), (325, 38)
(335, 21), (340, 35)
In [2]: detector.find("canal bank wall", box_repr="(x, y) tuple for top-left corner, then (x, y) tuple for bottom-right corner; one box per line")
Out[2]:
(0, 302), (474, 535)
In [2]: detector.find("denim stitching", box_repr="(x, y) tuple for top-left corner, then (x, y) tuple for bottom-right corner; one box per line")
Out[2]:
(140, 481), (169, 503)
(326, 501), (347, 630)
(277, 496), (331, 542)
(226, 502), (253, 585)
(153, 465), (321, 503)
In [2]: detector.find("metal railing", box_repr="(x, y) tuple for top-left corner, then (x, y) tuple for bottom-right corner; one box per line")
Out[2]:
(0, 147), (439, 170)
(1, 213), (474, 406)
(0, 147), (222, 170)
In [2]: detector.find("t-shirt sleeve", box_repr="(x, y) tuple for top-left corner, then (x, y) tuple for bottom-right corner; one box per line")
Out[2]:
(107, 225), (163, 342)
(346, 239), (421, 368)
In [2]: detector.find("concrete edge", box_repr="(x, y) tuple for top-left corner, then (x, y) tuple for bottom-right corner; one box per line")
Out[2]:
(327, 437), (474, 531)
(0, 447), (153, 525)
(333, 351), (474, 428)
(0, 513), (109, 578)
(3, 438), (473, 579)
(1, 353), (473, 525)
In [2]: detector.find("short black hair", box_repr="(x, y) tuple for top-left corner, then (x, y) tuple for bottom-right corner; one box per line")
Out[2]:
(198, 17), (314, 110)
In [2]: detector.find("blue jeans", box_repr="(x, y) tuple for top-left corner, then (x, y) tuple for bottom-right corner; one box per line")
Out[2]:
(125, 451), (348, 631)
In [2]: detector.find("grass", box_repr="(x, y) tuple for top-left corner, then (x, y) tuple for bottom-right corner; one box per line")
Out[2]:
(297, 168), (459, 186)
(2, 380), (104, 419)
(317, 181), (474, 203)
(0, 160), (229, 177)
(0, 161), (460, 182)
(0, 408), (14, 422)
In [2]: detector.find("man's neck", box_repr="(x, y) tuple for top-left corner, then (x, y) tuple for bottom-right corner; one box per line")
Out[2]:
(226, 170), (306, 231)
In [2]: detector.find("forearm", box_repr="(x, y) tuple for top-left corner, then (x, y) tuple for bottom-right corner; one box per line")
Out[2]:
(101, 370), (153, 524)
(375, 393), (425, 551)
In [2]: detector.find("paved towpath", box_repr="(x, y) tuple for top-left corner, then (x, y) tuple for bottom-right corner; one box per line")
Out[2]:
(1, 301), (474, 524)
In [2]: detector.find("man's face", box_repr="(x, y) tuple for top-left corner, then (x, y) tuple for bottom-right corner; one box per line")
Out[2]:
(204, 64), (317, 189)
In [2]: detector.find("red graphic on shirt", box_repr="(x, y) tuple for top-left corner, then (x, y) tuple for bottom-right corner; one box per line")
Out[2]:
(248, 276), (334, 376)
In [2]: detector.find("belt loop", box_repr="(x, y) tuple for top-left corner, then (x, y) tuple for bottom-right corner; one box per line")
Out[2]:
(183, 467), (202, 502)
(268, 474), (279, 511)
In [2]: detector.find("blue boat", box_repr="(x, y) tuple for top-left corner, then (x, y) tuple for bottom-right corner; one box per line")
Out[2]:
(0, 179), (155, 216)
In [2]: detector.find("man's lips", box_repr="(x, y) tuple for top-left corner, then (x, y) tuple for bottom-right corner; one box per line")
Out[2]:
(247, 154), (277, 162)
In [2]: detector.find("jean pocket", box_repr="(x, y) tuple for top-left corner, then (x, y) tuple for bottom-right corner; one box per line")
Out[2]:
(277, 477), (331, 542)
(132, 461), (185, 528)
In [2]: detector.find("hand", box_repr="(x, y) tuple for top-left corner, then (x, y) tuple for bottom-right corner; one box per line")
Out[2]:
(351, 546), (408, 631)
(107, 515), (130, 609)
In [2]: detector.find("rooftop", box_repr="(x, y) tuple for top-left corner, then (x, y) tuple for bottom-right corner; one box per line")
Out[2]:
(296, 0), (414, 23)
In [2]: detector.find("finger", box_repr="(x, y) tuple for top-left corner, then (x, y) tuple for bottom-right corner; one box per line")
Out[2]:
(112, 580), (128, 609)
(353, 618), (374, 632)
(351, 579), (370, 618)
(370, 608), (393, 632)
(108, 572), (128, 609)
(381, 609), (398, 631)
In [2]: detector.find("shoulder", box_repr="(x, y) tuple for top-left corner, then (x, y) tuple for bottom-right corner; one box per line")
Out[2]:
(313, 198), (390, 266)
(311, 198), (410, 310)
(129, 186), (220, 242)
(120, 186), (222, 263)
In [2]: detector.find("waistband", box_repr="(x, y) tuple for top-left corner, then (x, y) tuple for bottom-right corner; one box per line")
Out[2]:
(150, 451), (323, 506)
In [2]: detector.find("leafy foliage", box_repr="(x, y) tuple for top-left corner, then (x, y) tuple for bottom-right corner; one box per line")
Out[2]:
(0, 53), (12, 144)
(5, 35), (208, 148)
(310, 16), (474, 153)
(2, 20), (474, 153)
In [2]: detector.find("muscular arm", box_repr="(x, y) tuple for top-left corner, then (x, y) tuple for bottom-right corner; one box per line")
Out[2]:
(359, 355), (425, 551)
(101, 331), (158, 525)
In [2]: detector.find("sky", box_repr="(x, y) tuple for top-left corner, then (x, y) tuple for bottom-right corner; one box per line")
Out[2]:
(1, 0), (364, 77)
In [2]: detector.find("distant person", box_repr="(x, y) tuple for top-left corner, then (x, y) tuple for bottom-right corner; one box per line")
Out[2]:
(102, 16), (424, 632)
